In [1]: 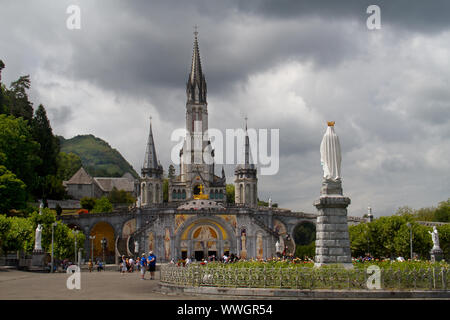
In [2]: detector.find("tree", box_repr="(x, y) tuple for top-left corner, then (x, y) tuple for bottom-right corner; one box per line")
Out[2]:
(92, 196), (113, 213)
(0, 165), (27, 214)
(226, 184), (235, 204)
(0, 215), (11, 254)
(32, 105), (60, 176)
(56, 152), (82, 181)
(7, 75), (33, 121)
(31, 104), (61, 200)
(108, 187), (135, 205)
(434, 199), (450, 222)
(349, 215), (433, 259)
(1, 216), (34, 255)
(0, 114), (40, 191)
(80, 197), (96, 212)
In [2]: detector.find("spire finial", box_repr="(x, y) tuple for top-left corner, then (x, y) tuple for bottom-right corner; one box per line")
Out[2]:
(244, 115), (248, 131)
(194, 24), (199, 37)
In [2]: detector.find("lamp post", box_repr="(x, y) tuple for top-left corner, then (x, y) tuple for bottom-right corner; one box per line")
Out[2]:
(406, 222), (413, 260)
(101, 237), (107, 264)
(73, 230), (79, 265)
(51, 222), (57, 273)
(89, 235), (96, 263)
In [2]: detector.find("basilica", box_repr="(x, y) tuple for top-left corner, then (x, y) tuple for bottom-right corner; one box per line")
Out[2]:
(61, 33), (364, 263)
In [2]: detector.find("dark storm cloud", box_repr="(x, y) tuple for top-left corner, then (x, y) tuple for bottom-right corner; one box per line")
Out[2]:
(235, 0), (450, 33)
(1, 1), (450, 217)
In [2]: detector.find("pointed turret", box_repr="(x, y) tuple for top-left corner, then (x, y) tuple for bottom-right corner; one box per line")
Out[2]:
(143, 118), (158, 171)
(140, 117), (163, 206)
(234, 117), (258, 206)
(186, 28), (207, 104)
(142, 117), (163, 178)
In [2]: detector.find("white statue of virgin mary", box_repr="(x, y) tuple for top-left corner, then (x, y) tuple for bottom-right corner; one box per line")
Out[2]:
(320, 121), (342, 181)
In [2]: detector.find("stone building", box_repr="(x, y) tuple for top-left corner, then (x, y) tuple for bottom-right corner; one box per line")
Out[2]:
(61, 32), (365, 263)
(64, 167), (138, 200)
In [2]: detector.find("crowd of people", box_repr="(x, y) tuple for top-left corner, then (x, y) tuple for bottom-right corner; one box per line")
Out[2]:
(119, 251), (157, 280)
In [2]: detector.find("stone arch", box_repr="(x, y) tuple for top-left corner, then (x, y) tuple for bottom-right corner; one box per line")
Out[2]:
(293, 221), (316, 246)
(175, 215), (237, 261)
(89, 221), (115, 261)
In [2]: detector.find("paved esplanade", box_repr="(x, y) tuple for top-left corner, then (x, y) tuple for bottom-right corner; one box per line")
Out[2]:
(0, 268), (227, 300)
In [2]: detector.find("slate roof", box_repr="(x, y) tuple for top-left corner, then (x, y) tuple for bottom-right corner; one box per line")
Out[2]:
(65, 167), (93, 185)
(93, 177), (135, 193)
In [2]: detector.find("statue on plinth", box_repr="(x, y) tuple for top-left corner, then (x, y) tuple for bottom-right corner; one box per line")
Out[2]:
(34, 200), (44, 252)
(275, 240), (282, 257)
(320, 121), (343, 195)
(34, 224), (43, 252)
(429, 226), (441, 250)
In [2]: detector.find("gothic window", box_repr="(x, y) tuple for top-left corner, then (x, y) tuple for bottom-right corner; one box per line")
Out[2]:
(182, 189), (186, 199)
(219, 190), (223, 199)
(172, 190), (177, 200)
(239, 184), (243, 203)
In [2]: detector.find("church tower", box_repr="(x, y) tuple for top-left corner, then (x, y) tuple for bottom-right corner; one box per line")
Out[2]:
(234, 119), (258, 206)
(141, 118), (163, 205)
(170, 29), (225, 202)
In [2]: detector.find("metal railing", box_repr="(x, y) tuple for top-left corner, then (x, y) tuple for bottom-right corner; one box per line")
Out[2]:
(160, 264), (449, 290)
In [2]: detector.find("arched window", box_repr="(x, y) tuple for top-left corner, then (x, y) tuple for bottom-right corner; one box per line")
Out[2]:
(245, 184), (250, 204)
(155, 184), (160, 203)
(239, 184), (243, 204)
(219, 190), (223, 199)
(182, 189), (186, 199)
(210, 190), (214, 199)
(142, 183), (146, 204)
(172, 189), (177, 200)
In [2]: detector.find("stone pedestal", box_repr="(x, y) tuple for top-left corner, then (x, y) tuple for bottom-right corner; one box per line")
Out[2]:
(314, 179), (353, 269)
(30, 250), (46, 271)
(430, 248), (443, 263)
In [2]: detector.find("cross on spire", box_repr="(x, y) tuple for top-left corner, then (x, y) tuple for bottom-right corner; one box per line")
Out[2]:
(194, 24), (199, 37)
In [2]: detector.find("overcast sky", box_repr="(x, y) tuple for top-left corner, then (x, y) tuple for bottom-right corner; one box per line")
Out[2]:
(1, 1), (449, 217)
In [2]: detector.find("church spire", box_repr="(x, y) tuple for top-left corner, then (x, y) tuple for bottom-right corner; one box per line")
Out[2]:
(143, 117), (159, 171)
(244, 116), (252, 166)
(186, 26), (207, 104)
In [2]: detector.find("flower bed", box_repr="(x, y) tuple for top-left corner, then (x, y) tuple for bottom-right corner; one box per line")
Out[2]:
(160, 260), (449, 290)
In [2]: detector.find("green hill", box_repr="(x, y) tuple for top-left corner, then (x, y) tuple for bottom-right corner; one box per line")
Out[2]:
(58, 134), (139, 178)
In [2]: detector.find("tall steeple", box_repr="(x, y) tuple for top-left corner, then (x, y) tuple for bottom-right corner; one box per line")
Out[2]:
(141, 117), (163, 206)
(142, 117), (161, 175)
(186, 26), (207, 104)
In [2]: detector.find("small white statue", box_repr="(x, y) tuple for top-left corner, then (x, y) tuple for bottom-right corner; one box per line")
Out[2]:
(34, 200), (44, 252)
(428, 226), (440, 250)
(320, 122), (342, 181)
(34, 224), (43, 251)
(136, 195), (141, 208)
(268, 197), (272, 208)
(275, 241), (282, 253)
(134, 240), (139, 254)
